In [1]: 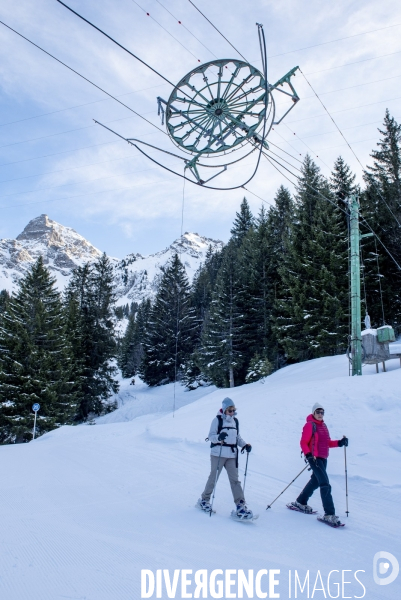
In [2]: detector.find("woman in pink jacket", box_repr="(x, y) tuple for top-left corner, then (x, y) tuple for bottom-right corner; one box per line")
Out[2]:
(289, 402), (348, 526)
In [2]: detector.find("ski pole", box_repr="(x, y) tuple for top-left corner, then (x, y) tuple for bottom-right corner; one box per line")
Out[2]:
(209, 443), (223, 517)
(344, 445), (349, 517)
(243, 451), (250, 496)
(266, 465), (309, 510)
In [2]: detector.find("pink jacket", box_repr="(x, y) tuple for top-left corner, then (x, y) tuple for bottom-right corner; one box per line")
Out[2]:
(300, 414), (339, 458)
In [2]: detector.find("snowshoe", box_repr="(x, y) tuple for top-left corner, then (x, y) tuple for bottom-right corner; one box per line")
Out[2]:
(196, 498), (215, 514)
(231, 500), (258, 522)
(287, 501), (317, 514)
(317, 515), (344, 528)
(230, 510), (259, 522)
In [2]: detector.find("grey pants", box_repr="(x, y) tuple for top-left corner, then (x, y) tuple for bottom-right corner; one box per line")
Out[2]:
(201, 455), (245, 505)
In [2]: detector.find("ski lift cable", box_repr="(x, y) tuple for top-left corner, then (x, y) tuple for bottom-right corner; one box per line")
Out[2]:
(241, 186), (275, 208)
(56, 1), (178, 88)
(0, 19), (167, 136)
(263, 149), (401, 272)
(154, 0), (218, 58)
(182, 3), (401, 271)
(262, 151), (349, 216)
(271, 129), (305, 160)
(90, 24), (271, 192)
(374, 236), (386, 325)
(186, 0), (249, 62)
(2, 16), (394, 132)
(268, 139), (304, 164)
(303, 50), (401, 76)
(286, 96), (401, 125)
(130, 0), (202, 63)
(360, 216), (401, 271)
(173, 173), (187, 418)
(296, 113), (401, 140)
(300, 68), (401, 229)
(282, 123), (332, 170)
(265, 23), (401, 60)
(0, 110), (157, 151)
(359, 242), (369, 317)
(0, 83), (167, 129)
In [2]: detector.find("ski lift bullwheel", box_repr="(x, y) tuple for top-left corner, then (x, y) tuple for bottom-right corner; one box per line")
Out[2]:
(165, 59), (274, 156)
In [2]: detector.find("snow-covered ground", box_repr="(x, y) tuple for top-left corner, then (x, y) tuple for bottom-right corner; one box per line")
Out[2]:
(1, 355), (400, 600)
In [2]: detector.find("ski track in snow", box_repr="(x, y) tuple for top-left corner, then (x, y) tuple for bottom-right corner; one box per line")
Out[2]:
(0, 355), (400, 599)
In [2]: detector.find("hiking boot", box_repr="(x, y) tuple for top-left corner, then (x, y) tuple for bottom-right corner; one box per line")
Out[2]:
(197, 498), (212, 512)
(291, 501), (314, 514)
(236, 499), (253, 520)
(322, 514), (342, 526)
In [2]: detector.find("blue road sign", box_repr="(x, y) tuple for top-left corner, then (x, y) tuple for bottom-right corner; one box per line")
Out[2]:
(32, 403), (40, 412)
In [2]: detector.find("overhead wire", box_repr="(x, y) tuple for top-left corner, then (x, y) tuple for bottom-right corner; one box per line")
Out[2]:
(130, 0), (202, 62)
(0, 18), (166, 136)
(297, 116), (401, 140)
(300, 68), (401, 229)
(282, 123), (331, 169)
(154, 0), (218, 58)
(262, 149), (401, 272)
(56, 0), (176, 88)
(0, 83), (167, 128)
(286, 95), (401, 125)
(187, 0), (248, 62)
(305, 49), (401, 76)
(266, 22), (401, 59)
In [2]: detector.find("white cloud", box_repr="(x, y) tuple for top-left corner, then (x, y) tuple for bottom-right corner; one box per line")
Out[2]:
(1, 0), (401, 255)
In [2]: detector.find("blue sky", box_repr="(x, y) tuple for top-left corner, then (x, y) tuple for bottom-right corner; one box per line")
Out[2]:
(1, 0), (401, 257)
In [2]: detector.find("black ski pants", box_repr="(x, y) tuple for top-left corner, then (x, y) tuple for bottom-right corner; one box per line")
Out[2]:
(297, 457), (335, 516)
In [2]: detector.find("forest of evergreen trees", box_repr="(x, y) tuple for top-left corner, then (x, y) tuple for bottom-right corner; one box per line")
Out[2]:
(1, 110), (400, 443)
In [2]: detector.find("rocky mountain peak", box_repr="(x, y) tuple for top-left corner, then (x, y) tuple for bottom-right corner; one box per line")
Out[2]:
(1, 216), (224, 305)
(17, 214), (57, 242)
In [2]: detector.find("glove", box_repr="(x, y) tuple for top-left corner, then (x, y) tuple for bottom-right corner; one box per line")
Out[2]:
(241, 444), (252, 453)
(218, 431), (228, 442)
(338, 437), (348, 447)
(305, 452), (312, 459)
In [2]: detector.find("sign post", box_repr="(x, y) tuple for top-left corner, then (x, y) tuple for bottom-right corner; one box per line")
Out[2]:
(32, 403), (40, 440)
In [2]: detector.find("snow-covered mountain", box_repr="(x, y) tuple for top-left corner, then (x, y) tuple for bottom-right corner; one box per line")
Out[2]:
(0, 214), (223, 303)
(113, 231), (224, 305)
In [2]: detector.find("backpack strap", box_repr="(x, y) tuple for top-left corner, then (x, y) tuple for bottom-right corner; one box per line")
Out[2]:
(311, 422), (317, 456)
(209, 415), (239, 456)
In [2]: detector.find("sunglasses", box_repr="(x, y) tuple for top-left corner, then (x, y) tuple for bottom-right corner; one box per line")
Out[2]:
(315, 409), (324, 415)
(226, 408), (236, 413)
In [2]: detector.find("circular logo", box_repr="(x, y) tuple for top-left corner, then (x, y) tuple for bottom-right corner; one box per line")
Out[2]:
(32, 403), (40, 412)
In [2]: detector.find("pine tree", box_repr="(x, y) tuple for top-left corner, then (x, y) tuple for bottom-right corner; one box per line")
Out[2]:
(230, 197), (255, 245)
(65, 254), (119, 420)
(140, 254), (196, 386)
(361, 110), (401, 330)
(330, 156), (357, 206)
(200, 242), (244, 387)
(0, 257), (77, 443)
(274, 156), (348, 361)
(0, 289), (10, 313)
(118, 298), (151, 378)
(245, 352), (272, 383)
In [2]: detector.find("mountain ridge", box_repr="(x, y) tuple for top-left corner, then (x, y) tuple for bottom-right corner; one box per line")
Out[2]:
(0, 215), (224, 304)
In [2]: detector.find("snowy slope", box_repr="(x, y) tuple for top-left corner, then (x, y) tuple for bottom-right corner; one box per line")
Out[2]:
(0, 215), (223, 304)
(0, 355), (400, 600)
